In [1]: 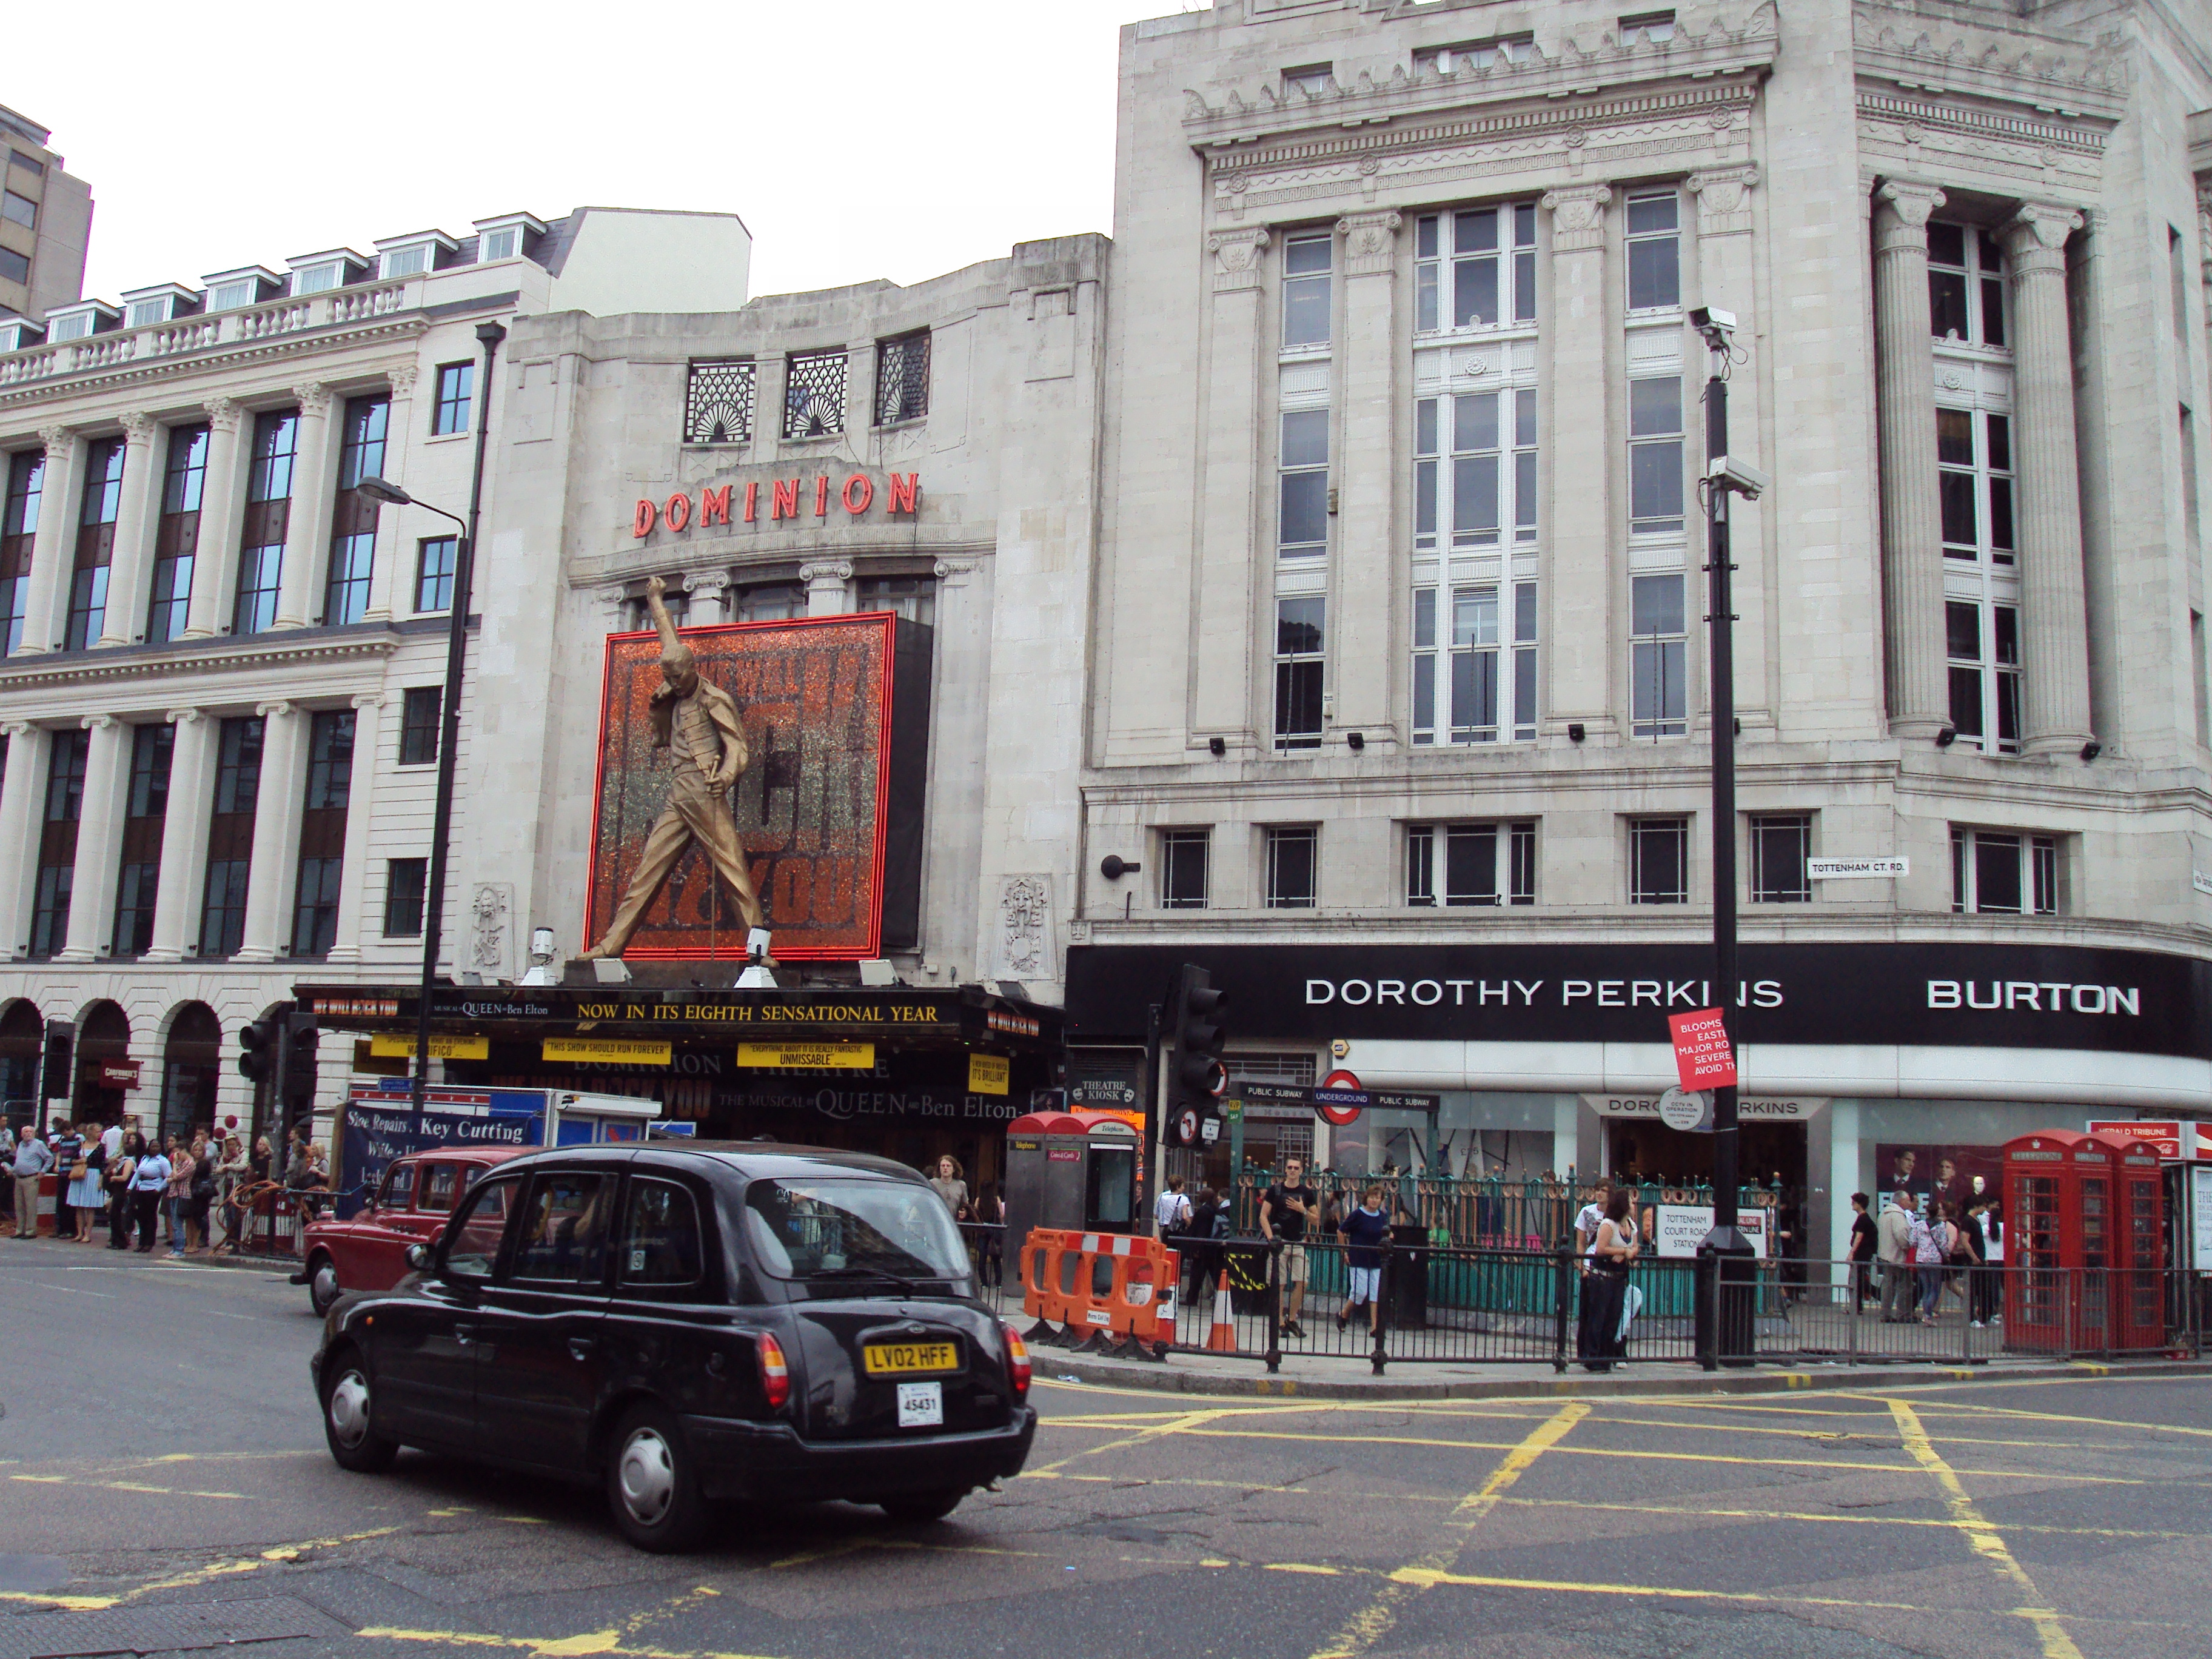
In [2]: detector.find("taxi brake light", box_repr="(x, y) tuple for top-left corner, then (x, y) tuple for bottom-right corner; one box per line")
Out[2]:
(1001, 1321), (1031, 1400)
(756, 1333), (790, 1410)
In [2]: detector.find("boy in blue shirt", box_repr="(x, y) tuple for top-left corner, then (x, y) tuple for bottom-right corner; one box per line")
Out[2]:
(1336, 1184), (1390, 1335)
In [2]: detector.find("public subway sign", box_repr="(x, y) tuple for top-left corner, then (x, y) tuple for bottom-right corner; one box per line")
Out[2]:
(632, 472), (922, 538)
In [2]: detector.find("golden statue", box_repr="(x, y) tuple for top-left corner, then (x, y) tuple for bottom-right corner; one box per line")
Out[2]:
(583, 575), (771, 965)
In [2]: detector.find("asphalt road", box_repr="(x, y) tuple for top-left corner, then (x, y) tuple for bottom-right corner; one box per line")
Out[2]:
(2, 1237), (2207, 1659)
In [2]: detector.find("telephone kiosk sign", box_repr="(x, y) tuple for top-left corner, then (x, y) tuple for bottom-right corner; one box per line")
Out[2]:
(1667, 1008), (1738, 1091)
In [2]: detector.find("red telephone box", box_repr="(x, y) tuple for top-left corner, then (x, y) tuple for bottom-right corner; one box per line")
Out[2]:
(2003, 1130), (2116, 1356)
(2111, 1139), (2167, 1351)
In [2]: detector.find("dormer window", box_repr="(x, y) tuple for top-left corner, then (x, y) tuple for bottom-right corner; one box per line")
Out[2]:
(471, 213), (546, 268)
(293, 263), (341, 295)
(478, 227), (518, 262)
(375, 231), (457, 281)
(286, 250), (369, 297)
(121, 285), (199, 329)
(126, 300), (164, 327)
(0, 316), (43, 351)
(382, 246), (429, 278)
(47, 312), (92, 342)
(42, 301), (116, 343)
(202, 267), (283, 312)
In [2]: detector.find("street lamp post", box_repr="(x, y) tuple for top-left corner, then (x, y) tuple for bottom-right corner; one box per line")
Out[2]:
(357, 320), (506, 1111)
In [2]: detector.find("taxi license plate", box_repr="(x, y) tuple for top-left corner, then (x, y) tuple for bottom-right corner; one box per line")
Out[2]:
(862, 1341), (959, 1377)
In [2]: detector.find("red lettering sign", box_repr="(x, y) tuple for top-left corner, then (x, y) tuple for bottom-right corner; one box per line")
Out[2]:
(813, 475), (830, 517)
(886, 473), (919, 514)
(842, 474), (874, 514)
(772, 478), (800, 520)
(744, 480), (759, 522)
(700, 484), (731, 526)
(632, 499), (657, 538)
(630, 474), (921, 537)
(1667, 1008), (1738, 1091)
(663, 492), (691, 532)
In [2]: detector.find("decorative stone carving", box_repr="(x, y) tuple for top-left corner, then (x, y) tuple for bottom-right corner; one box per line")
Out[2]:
(1873, 179), (1946, 257)
(1208, 229), (1269, 293)
(39, 424), (72, 459)
(387, 364), (420, 400)
(119, 413), (156, 446)
(80, 714), (116, 731)
(797, 560), (854, 586)
(164, 708), (204, 726)
(933, 557), (978, 580)
(470, 882), (513, 977)
(993, 875), (1052, 980)
(1336, 210), (1403, 276)
(2000, 201), (2085, 275)
(204, 397), (241, 435)
(1687, 164), (1759, 235)
(255, 699), (295, 720)
(1541, 184), (1611, 253)
(292, 381), (333, 420)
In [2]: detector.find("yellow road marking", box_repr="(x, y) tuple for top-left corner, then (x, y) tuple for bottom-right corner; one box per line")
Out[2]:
(1489, 1495), (2189, 1542)
(1026, 1404), (1239, 1476)
(1394, 1564), (1937, 1611)
(0, 1590), (120, 1610)
(1889, 1398), (2083, 1659)
(1309, 1399), (1587, 1659)
(357, 1632), (782, 1658)
(1266, 1562), (1343, 1575)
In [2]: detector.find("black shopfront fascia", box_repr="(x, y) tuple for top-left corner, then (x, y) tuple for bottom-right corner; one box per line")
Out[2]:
(1065, 942), (2212, 1060)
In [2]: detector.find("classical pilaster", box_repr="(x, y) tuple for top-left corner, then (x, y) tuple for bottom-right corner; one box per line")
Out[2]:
(687, 569), (734, 623)
(1193, 226), (1270, 753)
(2001, 202), (2094, 754)
(1331, 210), (1402, 744)
(1540, 185), (1614, 736)
(0, 722), (48, 956)
(57, 715), (127, 960)
(1872, 179), (1951, 738)
(324, 694), (384, 964)
(182, 399), (244, 640)
(97, 415), (162, 648)
(143, 709), (213, 963)
(275, 383), (335, 628)
(18, 427), (78, 655)
(234, 701), (305, 962)
(364, 364), (418, 622)
(800, 561), (851, 617)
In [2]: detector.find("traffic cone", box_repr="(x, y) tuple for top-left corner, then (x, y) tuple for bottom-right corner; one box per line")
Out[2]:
(1206, 1269), (1237, 1352)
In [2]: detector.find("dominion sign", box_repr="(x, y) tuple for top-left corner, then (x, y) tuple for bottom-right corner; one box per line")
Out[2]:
(586, 613), (931, 960)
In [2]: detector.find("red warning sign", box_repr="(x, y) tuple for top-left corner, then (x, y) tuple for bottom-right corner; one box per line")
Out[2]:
(1667, 1008), (1738, 1091)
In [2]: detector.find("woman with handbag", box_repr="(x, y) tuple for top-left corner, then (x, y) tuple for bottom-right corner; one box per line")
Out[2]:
(1909, 1201), (1952, 1326)
(106, 1133), (139, 1250)
(163, 1138), (193, 1258)
(1577, 1187), (1640, 1372)
(69, 1132), (104, 1242)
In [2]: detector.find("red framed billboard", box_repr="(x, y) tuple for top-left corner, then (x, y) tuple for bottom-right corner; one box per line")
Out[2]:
(585, 612), (931, 961)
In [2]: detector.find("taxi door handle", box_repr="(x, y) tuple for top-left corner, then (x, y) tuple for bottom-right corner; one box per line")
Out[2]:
(452, 1326), (475, 1346)
(568, 1337), (598, 1361)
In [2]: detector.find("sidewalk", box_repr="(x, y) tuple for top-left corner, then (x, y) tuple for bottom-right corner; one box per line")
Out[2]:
(0, 1235), (298, 1274)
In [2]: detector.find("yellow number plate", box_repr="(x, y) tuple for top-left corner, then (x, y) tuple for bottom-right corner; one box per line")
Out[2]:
(862, 1342), (959, 1376)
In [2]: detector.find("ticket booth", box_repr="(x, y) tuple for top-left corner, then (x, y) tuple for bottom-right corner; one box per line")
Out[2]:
(2004, 1130), (2128, 1355)
(1003, 1109), (1143, 1248)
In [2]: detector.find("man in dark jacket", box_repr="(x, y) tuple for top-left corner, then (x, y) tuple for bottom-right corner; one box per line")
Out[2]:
(1336, 1184), (1391, 1336)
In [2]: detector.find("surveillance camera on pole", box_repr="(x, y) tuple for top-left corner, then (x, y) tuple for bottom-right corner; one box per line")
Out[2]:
(1689, 305), (1737, 353)
(1707, 454), (1769, 501)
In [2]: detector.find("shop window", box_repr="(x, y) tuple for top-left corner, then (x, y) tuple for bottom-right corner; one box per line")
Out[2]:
(1630, 817), (1689, 904)
(1159, 830), (1210, 911)
(1748, 814), (1810, 903)
(1264, 826), (1317, 909)
(1951, 828), (2059, 916)
(1407, 822), (1535, 907)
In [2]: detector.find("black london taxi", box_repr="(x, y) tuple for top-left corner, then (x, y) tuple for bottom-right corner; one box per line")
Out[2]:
(309, 1141), (1036, 1551)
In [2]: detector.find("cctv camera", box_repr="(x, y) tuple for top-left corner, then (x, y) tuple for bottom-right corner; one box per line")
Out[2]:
(1708, 454), (1769, 500)
(1689, 305), (1738, 350)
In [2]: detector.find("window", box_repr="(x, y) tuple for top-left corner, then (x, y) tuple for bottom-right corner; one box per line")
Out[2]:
(1951, 829), (2058, 916)
(431, 363), (473, 436)
(1278, 410), (1329, 557)
(1946, 598), (2020, 754)
(619, 1179), (703, 1286)
(1625, 190), (1681, 311)
(197, 716), (263, 957)
(1282, 233), (1332, 349)
(1937, 408), (2013, 566)
(1629, 375), (1684, 533)
(380, 245), (429, 279)
(1265, 826), (1317, 908)
(441, 1176), (517, 1279)
(415, 537), (455, 614)
(1410, 581), (1540, 745)
(112, 722), (173, 958)
(478, 227), (520, 263)
(1274, 596), (1324, 749)
(290, 263), (341, 297)
(0, 449), (41, 656)
(856, 575), (934, 625)
(683, 358), (756, 445)
(1407, 822), (1537, 906)
(418, 1162), (459, 1212)
(1749, 814), (1810, 903)
(400, 687), (441, 766)
(126, 299), (169, 329)
(1619, 10), (1675, 41)
(1282, 62), (1332, 96)
(44, 306), (89, 340)
(206, 279), (258, 312)
(783, 349), (848, 438)
(737, 583), (805, 622)
(512, 1173), (609, 1284)
(32, 728), (88, 957)
(291, 709), (355, 957)
(1159, 830), (1210, 910)
(2194, 610), (2211, 748)
(1, 190), (34, 230)
(378, 1161), (418, 1210)
(8, 151), (43, 177)
(1415, 390), (1538, 553)
(147, 424), (207, 646)
(1927, 224), (2006, 347)
(383, 858), (427, 938)
(1413, 36), (1534, 75)
(64, 437), (124, 650)
(1414, 203), (1537, 333)
(234, 410), (298, 635)
(325, 395), (389, 625)
(874, 332), (931, 425)
(1631, 572), (1687, 737)
(1630, 817), (1690, 905)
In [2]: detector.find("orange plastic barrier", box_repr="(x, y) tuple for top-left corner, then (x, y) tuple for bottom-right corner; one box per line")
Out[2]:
(1019, 1227), (1182, 1358)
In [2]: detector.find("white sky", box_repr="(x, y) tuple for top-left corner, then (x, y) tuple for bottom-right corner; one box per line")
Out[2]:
(25, 0), (1196, 306)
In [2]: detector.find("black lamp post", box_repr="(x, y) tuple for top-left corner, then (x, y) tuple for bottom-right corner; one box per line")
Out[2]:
(357, 320), (505, 1111)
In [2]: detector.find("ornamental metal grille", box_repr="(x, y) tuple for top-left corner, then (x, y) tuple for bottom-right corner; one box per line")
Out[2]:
(874, 331), (930, 425)
(782, 349), (848, 439)
(683, 358), (756, 445)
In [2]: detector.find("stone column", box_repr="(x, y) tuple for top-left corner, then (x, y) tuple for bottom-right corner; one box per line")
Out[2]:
(18, 427), (78, 655)
(1193, 227), (1270, 754)
(1872, 179), (1951, 738)
(364, 366), (418, 622)
(143, 709), (213, 964)
(1331, 210), (1402, 744)
(324, 694), (384, 964)
(1540, 186), (1614, 737)
(182, 399), (244, 640)
(800, 560), (851, 617)
(234, 701), (305, 963)
(686, 569), (733, 624)
(1687, 167), (1767, 732)
(96, 415), (162, 648)
(0, 723), (48, 956)
(275, 382), (335, 628)
(57, 715), (128, 961)
(2002, 202), (2095, 754)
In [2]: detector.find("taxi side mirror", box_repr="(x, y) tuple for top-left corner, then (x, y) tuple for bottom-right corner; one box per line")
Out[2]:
(405, 1243), (432, 1272)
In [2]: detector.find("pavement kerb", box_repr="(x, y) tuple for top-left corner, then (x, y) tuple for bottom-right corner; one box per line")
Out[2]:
(1036, 1352), (2212, 1401)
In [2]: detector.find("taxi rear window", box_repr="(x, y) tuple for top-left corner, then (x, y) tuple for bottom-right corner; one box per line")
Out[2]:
(419, 1164), (460, 1213)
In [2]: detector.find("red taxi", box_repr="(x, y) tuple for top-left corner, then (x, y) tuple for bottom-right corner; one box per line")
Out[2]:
(295, 1147), (524, 1313)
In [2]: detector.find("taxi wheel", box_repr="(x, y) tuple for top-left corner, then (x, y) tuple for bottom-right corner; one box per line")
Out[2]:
(321, 1347), (398, 1473)
(606, 1403), (707, 1552)
(308, 1254), (342, 1316)
(880, 1489), (965, 1525)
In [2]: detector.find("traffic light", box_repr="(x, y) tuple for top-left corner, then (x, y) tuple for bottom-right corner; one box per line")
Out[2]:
(1167, 964), (1228, 1148)
(237, 1017), (277, 1087)
(281, 1011), (321, 1122)
(41, 1019), (73, 1101)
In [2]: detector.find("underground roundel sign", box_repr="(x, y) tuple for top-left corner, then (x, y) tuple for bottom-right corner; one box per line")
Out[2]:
(1315, 1068), (1364, 1127)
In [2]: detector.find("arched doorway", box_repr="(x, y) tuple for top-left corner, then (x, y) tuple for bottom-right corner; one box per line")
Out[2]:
(0, 1000), (39, 1132)
(72, 1002), (131, 1130)
(159, 1004), (222, 1143)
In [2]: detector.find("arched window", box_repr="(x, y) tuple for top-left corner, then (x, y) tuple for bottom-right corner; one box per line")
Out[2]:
(159, 1004), (222, 1142)
(73, 1001), (130, 1129)
(0, 1000), (41, 1125)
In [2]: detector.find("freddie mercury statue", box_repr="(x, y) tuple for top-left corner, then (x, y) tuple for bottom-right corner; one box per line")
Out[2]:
(583, 575), (771, 964)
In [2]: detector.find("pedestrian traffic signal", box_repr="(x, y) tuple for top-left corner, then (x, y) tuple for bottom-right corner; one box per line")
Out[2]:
(238, 1018), (276, 1085)
(1168, 964), (1228, 1145)
(281, 1011), (320, 1119)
